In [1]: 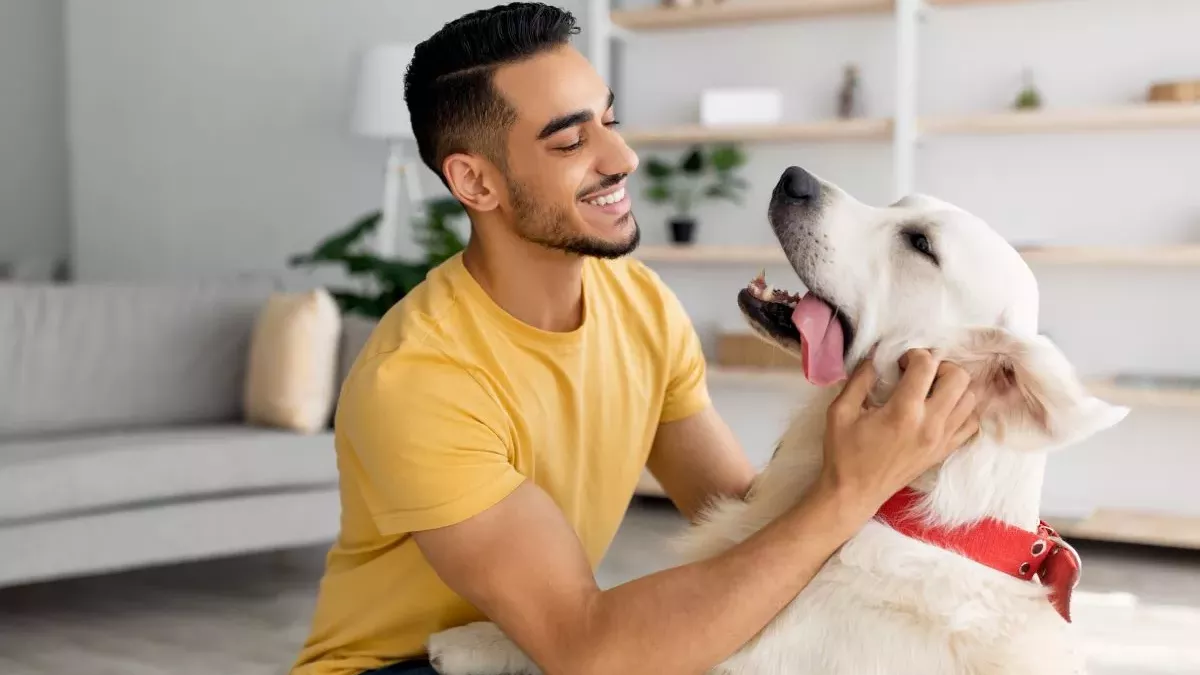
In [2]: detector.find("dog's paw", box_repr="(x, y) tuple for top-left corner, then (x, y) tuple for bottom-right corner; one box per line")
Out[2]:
(427, 621), (541, 675)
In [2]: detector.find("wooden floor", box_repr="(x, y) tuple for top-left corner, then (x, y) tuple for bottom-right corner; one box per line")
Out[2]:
(2, 499), (1200, 674)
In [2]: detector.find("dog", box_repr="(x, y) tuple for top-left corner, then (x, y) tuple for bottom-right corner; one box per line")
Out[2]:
(425, 167), (1129, 674)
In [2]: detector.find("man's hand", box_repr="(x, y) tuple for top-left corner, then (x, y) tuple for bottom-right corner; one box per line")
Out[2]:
(819, 348), (980, 518)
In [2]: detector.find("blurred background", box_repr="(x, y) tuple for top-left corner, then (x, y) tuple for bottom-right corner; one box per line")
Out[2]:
(1, 0), (1199, 673)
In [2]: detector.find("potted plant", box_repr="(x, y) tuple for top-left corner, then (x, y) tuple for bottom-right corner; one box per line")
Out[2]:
(288, 196), (467, 318)
(643, 143), (748, 245)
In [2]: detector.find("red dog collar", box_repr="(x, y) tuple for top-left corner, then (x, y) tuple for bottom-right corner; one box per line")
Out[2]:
(875, 488), (1081, 622)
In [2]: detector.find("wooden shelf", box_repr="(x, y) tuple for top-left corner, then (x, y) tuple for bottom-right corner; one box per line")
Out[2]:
(637, 244), (784, 263)
(620, 118), (890, 145)
(1046, 511), (1200, 551)
(708, 367), (1200, 408)
(611, 0), (891, 31)
(1087, 380), (1200, 409)
(611, 0), (1032, 31)
(709, 366), (803, 387)
(1019, 245), (1200, 266)
(618, 105), (1200, 146)
(923, 103), (1200, 135)
(637, 244), (1200, 266)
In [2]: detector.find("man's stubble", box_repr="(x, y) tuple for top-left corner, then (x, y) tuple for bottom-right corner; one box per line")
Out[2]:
(508, 179), (641, 260)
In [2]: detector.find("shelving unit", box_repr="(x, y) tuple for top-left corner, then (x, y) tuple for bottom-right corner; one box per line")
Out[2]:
(636, 244), (1200, 266)
(599, 1), (1200, 546)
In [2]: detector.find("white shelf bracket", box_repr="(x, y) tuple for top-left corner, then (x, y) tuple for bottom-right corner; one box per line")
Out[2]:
(588, 0), (617, 85)
(892, 0), (923, 201)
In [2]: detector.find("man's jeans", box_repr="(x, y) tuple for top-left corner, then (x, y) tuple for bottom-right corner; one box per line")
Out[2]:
(365, 660), (438, 675)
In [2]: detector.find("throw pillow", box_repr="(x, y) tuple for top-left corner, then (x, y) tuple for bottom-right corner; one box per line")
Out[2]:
(243, 288), (342, 434)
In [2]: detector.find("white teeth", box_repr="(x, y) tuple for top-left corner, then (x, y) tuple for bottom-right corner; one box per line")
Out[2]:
(587, 187), (625, 206)
(747, 273), (799, 306)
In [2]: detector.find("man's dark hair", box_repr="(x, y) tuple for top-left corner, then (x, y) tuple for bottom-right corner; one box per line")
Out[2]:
(404, 3), (580, 188)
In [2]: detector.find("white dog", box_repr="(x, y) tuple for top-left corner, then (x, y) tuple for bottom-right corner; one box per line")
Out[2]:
(426, 167), (1129, 675)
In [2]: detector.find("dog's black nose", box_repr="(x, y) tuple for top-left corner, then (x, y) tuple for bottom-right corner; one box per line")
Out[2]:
(777, 166), (820, 203)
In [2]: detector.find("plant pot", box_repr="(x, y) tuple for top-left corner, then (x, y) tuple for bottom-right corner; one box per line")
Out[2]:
(669, 217), (696, 245)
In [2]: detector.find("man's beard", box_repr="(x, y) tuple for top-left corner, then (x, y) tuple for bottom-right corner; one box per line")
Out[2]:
(508, 180), (640, 259)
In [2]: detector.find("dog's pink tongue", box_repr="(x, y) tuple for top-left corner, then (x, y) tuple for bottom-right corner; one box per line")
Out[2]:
(793, 294), (846, 386)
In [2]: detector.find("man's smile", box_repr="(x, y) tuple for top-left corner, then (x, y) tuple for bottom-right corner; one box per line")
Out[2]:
(579, 182), (631, 218)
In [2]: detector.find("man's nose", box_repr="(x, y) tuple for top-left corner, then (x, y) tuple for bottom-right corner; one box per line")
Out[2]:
(598, 128), (638, 177)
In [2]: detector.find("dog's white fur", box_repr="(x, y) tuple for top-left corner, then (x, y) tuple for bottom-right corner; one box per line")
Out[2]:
(425, 172), (1129, 675)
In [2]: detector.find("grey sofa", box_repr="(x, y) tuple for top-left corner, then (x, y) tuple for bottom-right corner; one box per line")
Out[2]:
(0, 281), (374, 588)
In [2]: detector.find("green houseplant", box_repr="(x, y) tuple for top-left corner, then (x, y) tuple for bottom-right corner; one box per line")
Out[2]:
(288, 196), (467, 318)
(643, 143), (748, 245)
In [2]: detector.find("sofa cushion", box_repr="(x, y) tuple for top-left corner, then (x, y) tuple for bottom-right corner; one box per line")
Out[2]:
(243, 289), (343, 434)
(0, 282), (273, 438)
(0, 426), (336, 523)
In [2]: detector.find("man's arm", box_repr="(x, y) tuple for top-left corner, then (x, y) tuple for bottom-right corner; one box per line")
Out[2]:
(414, 351), (980, 675)
(417, 464), (869, 675)
(645, 404), (757, 521)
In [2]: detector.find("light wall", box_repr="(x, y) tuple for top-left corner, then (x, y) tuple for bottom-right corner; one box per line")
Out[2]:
(65, 0), (585, 283)
(58, 0), (1200, 518)
(0, 0), (69, 273)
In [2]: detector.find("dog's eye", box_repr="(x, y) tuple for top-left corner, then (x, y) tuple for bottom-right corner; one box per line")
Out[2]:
(904, 230), (938, 264)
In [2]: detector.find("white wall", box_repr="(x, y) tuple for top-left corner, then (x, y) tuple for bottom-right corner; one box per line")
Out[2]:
(0, 0), (69, 273)
(618, 0), (1200, 518)
(65, 0), (585, 283)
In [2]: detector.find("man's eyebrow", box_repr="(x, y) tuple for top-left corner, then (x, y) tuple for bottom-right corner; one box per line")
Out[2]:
(536, 90), (616, 141)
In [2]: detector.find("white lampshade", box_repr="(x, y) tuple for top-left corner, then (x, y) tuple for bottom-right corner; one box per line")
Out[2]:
(353, 43), (415, 139)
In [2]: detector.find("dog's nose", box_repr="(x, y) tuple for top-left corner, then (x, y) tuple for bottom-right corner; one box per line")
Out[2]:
(778, 166), (820, 203)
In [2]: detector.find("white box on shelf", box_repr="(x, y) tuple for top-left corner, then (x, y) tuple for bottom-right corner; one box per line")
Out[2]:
(699, 88), (783, 127)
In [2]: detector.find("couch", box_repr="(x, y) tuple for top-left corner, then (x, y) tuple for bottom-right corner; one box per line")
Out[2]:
(0, 281), (375, 588)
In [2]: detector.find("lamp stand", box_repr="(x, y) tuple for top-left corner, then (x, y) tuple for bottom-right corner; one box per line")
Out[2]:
(377, 139), (424, 258)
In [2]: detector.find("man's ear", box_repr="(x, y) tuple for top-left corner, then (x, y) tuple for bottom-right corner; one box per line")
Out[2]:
(945, 328), (1130, 451)
(443, 152), (501, 213)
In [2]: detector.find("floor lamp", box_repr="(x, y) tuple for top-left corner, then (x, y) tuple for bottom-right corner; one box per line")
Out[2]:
(353, 43), (423, 258)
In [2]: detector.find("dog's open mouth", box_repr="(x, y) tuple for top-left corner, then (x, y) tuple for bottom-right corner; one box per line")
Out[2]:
(738, 271), (855, 386)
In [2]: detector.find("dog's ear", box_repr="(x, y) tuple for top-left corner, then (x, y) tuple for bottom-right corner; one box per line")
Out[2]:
(944, 328), (1129, 451)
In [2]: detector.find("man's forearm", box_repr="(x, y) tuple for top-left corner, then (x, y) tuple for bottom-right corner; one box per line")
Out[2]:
(560, 481), (875, 675)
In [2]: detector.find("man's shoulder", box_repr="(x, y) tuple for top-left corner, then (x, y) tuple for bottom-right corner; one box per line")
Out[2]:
(345, 260), (484, 394)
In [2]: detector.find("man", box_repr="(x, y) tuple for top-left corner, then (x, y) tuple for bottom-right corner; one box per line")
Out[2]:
(291, 4), (978, 675)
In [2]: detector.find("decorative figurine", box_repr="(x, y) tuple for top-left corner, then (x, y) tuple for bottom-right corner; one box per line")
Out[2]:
(838, 64), (861, 119)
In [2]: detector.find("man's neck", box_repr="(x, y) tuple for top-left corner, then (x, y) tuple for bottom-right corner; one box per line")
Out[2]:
(461, 235), (586, 334)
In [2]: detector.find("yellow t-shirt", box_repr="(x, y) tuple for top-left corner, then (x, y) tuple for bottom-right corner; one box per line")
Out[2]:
(291, 252), (711, 675)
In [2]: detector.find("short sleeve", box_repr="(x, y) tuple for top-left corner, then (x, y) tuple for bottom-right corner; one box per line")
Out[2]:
(657, 277), (712, 424)
(338, 349), (525, 535)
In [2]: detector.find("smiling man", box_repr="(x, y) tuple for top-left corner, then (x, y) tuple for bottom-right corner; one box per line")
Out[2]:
(290, 4), (978, 675)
